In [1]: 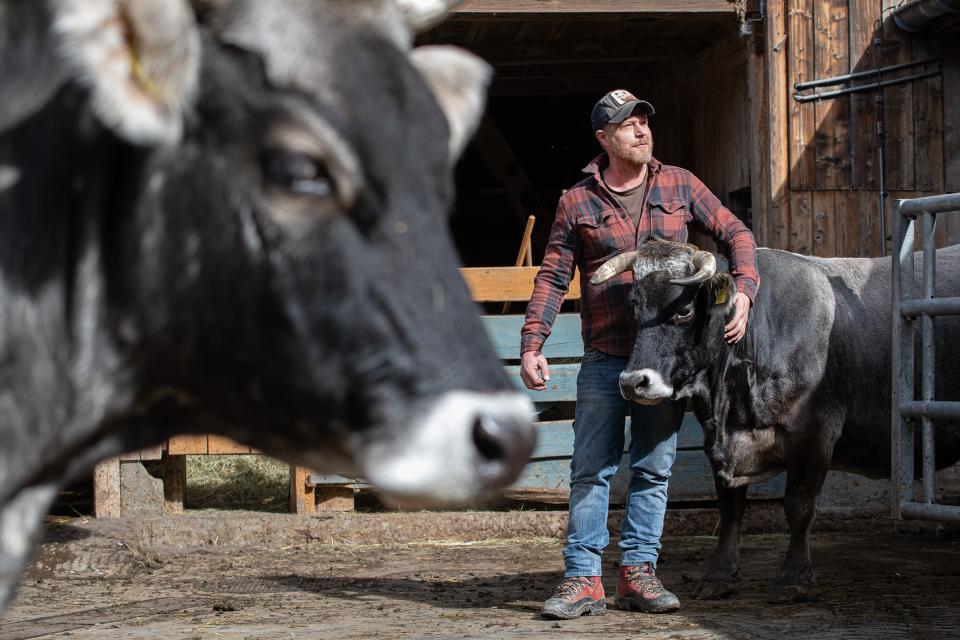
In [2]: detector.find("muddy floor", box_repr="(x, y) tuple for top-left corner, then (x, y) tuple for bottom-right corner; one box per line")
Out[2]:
(2, 511), (959, 640)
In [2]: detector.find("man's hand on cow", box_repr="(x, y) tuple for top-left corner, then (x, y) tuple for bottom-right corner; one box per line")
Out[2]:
(724, 291), (751, 344)
(520, 351), (551, 391)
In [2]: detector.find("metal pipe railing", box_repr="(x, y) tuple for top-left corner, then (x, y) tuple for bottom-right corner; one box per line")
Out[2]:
(892, 192), (960, 523)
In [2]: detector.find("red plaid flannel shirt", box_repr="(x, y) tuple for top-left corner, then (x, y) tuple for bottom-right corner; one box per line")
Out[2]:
(521, 155), (760, 357)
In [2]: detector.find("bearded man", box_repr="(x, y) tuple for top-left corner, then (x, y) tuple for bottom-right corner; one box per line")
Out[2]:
(520, 90), (759, 619)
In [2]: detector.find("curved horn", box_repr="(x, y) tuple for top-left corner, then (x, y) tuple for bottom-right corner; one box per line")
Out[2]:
(669, 251), (717, 286)
(396, 0), (463, 31)
(590, 251), (638, 285)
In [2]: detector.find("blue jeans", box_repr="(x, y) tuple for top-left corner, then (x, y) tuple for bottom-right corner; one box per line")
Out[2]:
(563, 349), (685, 577)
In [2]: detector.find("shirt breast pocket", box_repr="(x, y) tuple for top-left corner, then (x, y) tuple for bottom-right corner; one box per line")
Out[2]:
(647, 198), (691, 243)
(578, 211), (625, 260)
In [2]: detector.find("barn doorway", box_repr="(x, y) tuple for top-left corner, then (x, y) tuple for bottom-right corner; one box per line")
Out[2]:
(420, 9), (750, 267)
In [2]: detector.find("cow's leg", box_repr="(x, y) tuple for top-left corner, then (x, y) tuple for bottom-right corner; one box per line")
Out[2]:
(769, 448), (830, 603)
(695, 480), (748, 599)
(1, 484), (58, 611)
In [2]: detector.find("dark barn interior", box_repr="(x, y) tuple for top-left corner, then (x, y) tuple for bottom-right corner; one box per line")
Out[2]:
(419, 9), (749, 267)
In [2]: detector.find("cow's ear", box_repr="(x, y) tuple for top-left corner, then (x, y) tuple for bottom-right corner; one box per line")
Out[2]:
(410, 46), (491, 161)
(51, 0), (201, 145)
(708, 273), (736, 313)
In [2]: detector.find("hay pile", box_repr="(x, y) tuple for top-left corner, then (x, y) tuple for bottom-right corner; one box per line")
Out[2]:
(186, 455), (289, 512)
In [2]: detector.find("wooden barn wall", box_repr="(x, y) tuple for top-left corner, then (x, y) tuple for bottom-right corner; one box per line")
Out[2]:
(755, 0), (960, 256)
(687, 33), (753, 215)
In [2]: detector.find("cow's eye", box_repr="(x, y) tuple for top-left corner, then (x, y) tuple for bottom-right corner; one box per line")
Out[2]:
(263, 150), (333, 199)
(673, 307), (695, 324)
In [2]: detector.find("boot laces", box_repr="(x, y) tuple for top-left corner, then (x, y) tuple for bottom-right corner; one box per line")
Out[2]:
(553, 576), (594, 599)
(624, 563), (665, 596)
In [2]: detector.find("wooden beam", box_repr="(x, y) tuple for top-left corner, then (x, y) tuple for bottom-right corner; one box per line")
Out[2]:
(207, 435), (252, 455)
(93, 457), (121, 518)
(460, 266), (581, 302)
(453, 0), (737, 13)
(163, 454), (187, 514)
(464, 39), (705, 65)
(167, 434), (208, 455)
(290, 465), (315, 515)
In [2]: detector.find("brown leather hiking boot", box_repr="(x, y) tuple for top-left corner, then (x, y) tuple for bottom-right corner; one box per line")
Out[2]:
(616, 562), (680, 613)
(540, 576), (606, 620)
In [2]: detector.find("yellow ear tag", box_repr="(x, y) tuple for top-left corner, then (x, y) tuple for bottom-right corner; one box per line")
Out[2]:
(714, 287), (729, 305)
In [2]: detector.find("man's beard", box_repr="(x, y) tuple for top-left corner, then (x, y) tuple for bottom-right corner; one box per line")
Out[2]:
(611, 139), (653, 168)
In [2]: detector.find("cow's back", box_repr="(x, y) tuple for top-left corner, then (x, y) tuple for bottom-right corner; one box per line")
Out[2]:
(788, 245), (960, 476)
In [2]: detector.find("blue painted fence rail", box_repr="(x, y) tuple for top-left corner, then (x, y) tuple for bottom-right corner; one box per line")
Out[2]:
(312, 314), (786, 502)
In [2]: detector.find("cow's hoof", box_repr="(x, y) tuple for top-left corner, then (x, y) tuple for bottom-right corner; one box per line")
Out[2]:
(766, 584), (813, 604)
(694, 581), (736, 600)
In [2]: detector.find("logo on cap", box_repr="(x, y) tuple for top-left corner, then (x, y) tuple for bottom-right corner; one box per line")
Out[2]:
(608, 89), (638, 106)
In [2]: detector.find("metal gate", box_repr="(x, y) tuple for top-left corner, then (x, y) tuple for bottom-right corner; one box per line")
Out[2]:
(891, 192), (960, 523)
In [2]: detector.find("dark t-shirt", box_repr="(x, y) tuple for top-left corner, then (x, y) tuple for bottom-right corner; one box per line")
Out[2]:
(608, 181), (647, 228)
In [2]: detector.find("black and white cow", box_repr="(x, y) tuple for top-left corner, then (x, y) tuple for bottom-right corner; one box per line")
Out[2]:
(0, 0), (536, 608)
(592, 239), (960, 602)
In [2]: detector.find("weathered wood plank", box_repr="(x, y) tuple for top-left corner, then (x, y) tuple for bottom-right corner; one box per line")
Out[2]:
(944, 41), (960, 247)
(460, 266), (581, 303)
(881, 1), (915, 191)
(788, 0), (816, 190)
(453, 0), (737, 13)
(767, 0), (792, 250)
(860, 189), (884, 257)
(836, 190), (861, 257)
(849, 0), (881, 190)
(505, 363), (579, 402)
(945, 42), (960, 195)
(912, 38), (944, 194)
(93, 457), (121, 518)
(138, 445), (164, 461)
(813, 190), (839, 257)
(167, 435), (208, 455)
(482, 314), (582, 359)
(513, 452), (786, 503)
(814, 0), (851, 190)
(531, 415), (705, 460)
(790, 191), (814, 254)
(207, 435), (251, 455)
(748, 28), (770, 247)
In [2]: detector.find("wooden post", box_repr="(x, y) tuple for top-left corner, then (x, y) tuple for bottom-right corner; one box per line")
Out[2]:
(163, 454), (187, 513)
(502, 215), (537, 313)
(93, 457), (121, 518)
(290, 465), (315, 514)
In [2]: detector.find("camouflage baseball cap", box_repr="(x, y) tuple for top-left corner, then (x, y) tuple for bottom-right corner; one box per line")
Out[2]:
(590, 89), (655, 131)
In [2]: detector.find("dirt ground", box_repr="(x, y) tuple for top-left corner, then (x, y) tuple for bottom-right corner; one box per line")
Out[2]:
(2, 510), (959, 640)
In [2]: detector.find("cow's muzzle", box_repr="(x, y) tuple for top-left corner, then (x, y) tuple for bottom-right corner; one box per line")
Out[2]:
(619, 369), (674, 404)
(358, 392), (536, 508)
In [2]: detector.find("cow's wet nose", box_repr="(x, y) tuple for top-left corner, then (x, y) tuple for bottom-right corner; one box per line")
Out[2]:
(620, 370), (649, 398)
(472, 413), (536, 488)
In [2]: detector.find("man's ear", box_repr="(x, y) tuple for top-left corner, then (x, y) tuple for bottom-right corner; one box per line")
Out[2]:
(52, 0), (201, 145)
(409, 45), (491, 163)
